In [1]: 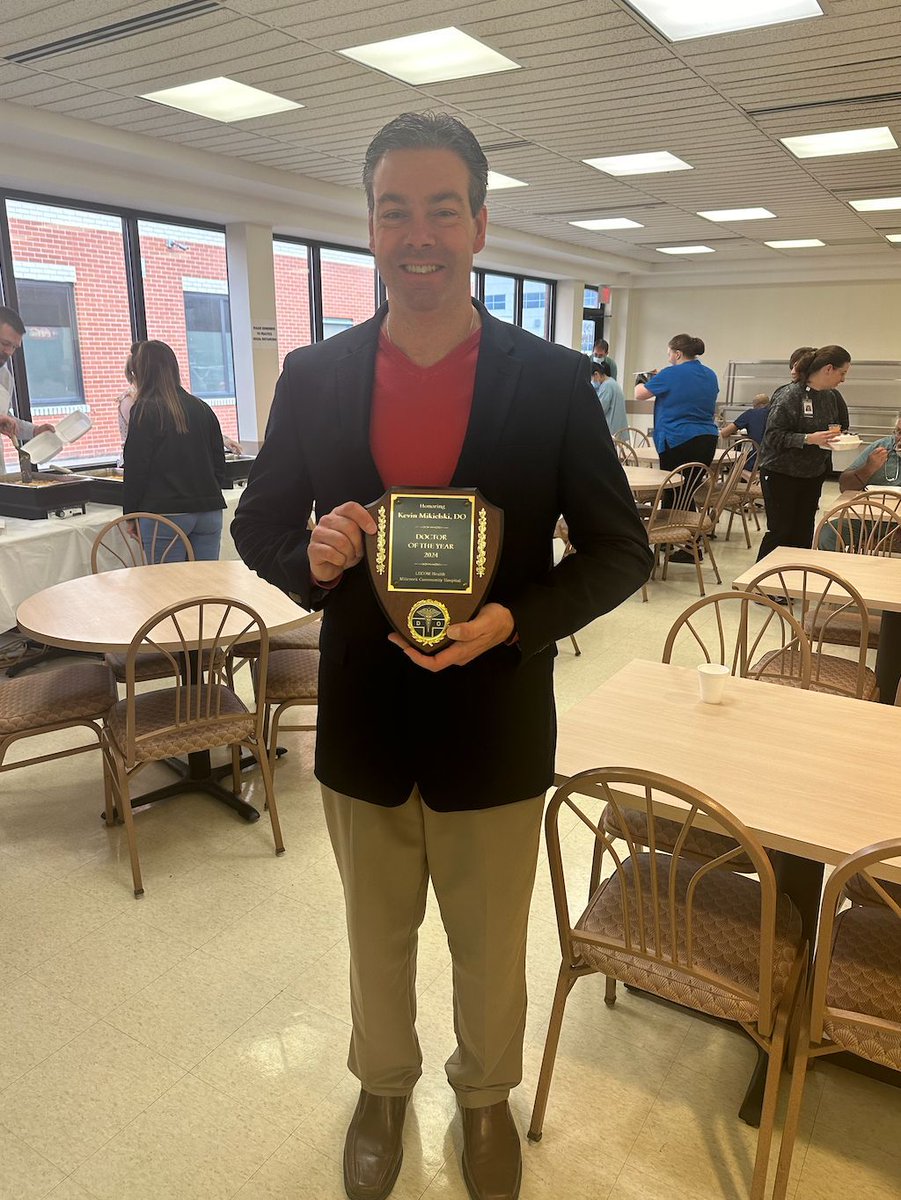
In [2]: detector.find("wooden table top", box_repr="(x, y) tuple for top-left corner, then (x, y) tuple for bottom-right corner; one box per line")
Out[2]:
(16, 560), (310, 652)
(622, 465), (674, 491)
(733, 547), (901, 613)
(632, 444), (737, 466)
(555, 658), (901, 878)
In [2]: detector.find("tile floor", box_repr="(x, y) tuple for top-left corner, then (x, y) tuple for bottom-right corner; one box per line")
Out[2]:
(1, 483), (900, 1200)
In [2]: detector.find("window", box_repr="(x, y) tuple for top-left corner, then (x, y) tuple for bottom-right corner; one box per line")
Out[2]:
(321, 247), (377, 335)
(138, 220), (239, 443)
(5, 198), (133, 468)
(522, 279), (551, 339)
(15, 280), (84, 405)
(483, 273), (515, 324)
(273, 239), (312, 363)
(323, 317), (353, 339)
(183, 292), (235, 399)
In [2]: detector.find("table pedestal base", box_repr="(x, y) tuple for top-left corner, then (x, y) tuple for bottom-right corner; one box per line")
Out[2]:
(106, 749), (262, 824)
(876, 610), (901, 705)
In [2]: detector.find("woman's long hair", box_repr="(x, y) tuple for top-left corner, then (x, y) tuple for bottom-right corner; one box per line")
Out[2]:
(130, 340), (188, 434)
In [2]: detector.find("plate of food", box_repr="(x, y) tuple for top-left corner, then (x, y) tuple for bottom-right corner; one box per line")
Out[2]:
(831, 434), (861, 449)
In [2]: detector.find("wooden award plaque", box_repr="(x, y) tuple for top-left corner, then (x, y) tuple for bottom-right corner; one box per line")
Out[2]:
(364, 487), (503, 654)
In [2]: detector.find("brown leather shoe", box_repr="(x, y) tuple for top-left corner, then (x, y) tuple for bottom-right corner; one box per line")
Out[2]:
(460, 1100), (522, 1200)
(343, 1089), (408, 1200)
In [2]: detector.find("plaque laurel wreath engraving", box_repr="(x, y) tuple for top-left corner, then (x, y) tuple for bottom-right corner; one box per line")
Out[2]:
(365, 487), (503, 654)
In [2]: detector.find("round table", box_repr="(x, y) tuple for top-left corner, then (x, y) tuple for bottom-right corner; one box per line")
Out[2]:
(17, 560), (311, 821)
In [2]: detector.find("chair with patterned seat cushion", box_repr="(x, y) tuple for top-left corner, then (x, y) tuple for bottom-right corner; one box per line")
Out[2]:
(91, 513), (202, 684)
(101, 597), (284, 896)
(745, 564), (878, 701)
(0, 662), (118, 790)
(771, 839), (901, 1199)
(226, 613), (321, 685)
(644, 463), (719, 597)
(254, 647), (320, 770)
(530, 768), (808, 1200)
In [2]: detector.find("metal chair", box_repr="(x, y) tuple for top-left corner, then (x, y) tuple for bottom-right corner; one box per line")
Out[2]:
(530, 767), (807, 1200)
(613, 426), (651, 447)
(613, 438), (639, 466)
(644, 463), (719, 597)
(0, 662), (117, 774)
(90, 512), (194, 572)
(100, 597), (284, 896)
(771, 838), (901, 1199)
(254, 647), (319, 770)
(710, 438), (761, 548)
(745, 564), (878, 701)
(92, 514), (198, 684)
(553, 518), (583, 655)
(814, 495), (901, 557)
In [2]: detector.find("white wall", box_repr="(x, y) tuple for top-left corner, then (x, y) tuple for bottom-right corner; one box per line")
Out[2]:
(625, 279), (901, 391)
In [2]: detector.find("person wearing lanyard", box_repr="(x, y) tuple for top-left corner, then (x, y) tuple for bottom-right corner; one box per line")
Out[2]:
(756, 345), (849, 561)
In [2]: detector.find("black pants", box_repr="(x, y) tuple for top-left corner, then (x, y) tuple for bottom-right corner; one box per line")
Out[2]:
(659, 433), (717, 510)
(757, 470), (825, 561)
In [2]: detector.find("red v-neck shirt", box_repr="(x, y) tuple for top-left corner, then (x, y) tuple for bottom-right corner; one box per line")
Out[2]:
(370, 324), (482, 488)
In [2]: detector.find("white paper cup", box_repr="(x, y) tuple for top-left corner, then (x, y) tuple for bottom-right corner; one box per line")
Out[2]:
(697, 663), (730, 704)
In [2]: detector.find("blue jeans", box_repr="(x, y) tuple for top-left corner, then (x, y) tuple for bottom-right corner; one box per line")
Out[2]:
(139, 510), (223, 563)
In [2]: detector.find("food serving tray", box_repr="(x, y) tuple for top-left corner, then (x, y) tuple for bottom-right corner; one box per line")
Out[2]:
(74, 467), (124, 506)
(223, 455), (254, 486)
(0, 470), (90, 519)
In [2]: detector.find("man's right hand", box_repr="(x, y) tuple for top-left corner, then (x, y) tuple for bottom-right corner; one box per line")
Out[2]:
(308, 501), (377, 584)
(866, 446), (890, 473)
(0, 414), (18, 438)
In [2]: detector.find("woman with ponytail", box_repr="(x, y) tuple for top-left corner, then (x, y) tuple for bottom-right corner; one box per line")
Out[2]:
(635, 333), (719, 559)
(756, 344), (850, 561)
(123, 339), (226, 562)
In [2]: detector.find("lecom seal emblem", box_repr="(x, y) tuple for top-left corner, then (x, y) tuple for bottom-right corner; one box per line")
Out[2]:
(407, 599), (450, 646)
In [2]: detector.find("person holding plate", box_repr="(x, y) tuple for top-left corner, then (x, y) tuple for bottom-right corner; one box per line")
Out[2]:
(756, 344), (850, 560)
(232, 112), (651, 1200)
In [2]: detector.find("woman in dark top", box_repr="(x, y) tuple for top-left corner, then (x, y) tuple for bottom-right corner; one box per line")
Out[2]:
(756, 344), (850, 561)
(123, 339), (226, 562)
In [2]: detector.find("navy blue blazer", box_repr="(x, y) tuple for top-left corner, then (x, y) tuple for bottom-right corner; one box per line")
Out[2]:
(232, 302), (652, 811)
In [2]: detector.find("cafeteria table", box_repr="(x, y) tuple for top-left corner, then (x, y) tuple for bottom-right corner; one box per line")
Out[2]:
(555, 658), (901, 1120)
(632, 444), (738, 468)
(16, 559), (311, 821)
(733, 546), (901, 705)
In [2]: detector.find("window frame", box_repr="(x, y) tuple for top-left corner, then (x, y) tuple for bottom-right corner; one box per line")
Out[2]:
(471, 268), (555, 338)
(14, 277), (87, 408)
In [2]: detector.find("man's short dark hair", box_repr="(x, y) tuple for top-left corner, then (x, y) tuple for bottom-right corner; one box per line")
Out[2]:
(593, 339), (609, 354)
(0, 306), (25, 335)
(363, 112), (489, 217)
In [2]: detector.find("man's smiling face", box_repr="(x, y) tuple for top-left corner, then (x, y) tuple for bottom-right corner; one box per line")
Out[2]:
(368, 148), (487, 316)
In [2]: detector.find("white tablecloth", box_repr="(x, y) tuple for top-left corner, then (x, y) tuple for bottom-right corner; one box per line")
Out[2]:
(0, 489), (245, 633)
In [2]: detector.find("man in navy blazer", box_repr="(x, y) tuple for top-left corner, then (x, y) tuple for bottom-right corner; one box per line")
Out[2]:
(233, 112), (651, 1200)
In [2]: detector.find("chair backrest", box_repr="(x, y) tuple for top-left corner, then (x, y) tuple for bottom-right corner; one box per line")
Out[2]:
(120, 596), (267, 767)
(545, 766), (783, 1035)
(709, 440), (752, 522)
(814, 496), (901, 557)
(646, 463), (717, 530)
(662, 591), (813, 687)
(744, 563), (871, 698)
(91, 512), (194, 572)
(809, 839), (901, 1044)
(613, 438), (639, 466)
(614, 426), (650, 448)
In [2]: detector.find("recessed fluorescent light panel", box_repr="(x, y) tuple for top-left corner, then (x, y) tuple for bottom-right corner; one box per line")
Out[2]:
(781, 126), (898, 159)
(850, 196), (901, 212)
(569, 217), (644, 230)
(583, 151), (692, 176)
(656, 245), (715, 255)
(339, 27), (520, 85)
(625, 0), (823, 41)
(486, 171), (528, 190)
(141, 77), (301, 122)
(765, 239), (825, 248)
(698, 207), (776, 221)
(886, 234), (901, 243)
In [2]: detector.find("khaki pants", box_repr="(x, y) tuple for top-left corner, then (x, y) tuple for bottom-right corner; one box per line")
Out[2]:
(322, 785), (545, 1108)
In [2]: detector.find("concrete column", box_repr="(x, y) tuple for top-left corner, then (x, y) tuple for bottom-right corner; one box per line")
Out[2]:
(225, 223), (280, 451)
(553, 280), (584, 350)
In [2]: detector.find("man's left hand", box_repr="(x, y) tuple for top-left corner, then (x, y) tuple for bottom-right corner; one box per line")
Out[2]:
(33, 423), (55, 436)
(388, 602), (515, 673)
(0, 414), (18, 438)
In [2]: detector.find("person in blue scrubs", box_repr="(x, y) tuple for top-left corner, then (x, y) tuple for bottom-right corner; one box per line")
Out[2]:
(591, 360), (627, 442)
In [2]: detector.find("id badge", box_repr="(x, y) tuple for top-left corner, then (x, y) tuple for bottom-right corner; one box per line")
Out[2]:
(802, 399), (814, 416)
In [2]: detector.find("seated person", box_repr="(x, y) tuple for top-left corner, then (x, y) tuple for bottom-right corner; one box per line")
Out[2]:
(817, 414), (901, 549)
(720, 392), (769, 468)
